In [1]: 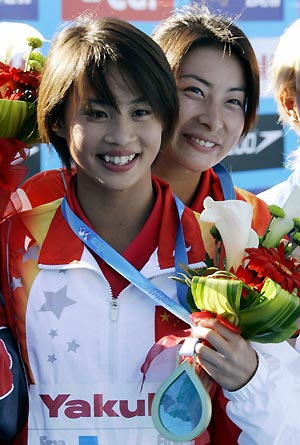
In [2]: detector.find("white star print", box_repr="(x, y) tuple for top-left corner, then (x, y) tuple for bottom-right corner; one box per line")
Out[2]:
(49, 329), (58, 339)
(67, 339), (80, 353)
(23, 245), (39, 262)
(39, 285), (76, 319)
(11, 277), (22, 291)
(47, 354), (57, 364)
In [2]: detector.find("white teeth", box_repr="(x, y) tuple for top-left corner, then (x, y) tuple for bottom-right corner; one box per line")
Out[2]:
(191, 137), (215, 148)
(103, 154), (135, 165)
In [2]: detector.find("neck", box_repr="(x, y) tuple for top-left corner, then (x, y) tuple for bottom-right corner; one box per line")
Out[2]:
(152, 156), (201, 207)
(75, 174), (155, 253)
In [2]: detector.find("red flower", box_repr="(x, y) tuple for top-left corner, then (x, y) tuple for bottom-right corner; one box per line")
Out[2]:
(0, 61), (40, 101)
(233, 265), (263, 293)
(245, 244), (300, 296)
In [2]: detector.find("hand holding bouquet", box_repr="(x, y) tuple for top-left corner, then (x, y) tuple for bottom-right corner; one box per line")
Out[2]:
(175, 186), (300, 343)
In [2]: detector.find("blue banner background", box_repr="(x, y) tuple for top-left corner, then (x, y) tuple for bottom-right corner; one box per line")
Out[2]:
(2, 0), (300, 192)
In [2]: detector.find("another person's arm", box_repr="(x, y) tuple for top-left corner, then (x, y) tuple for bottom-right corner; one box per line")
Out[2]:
(0, 320), (27, 440)
(194, 317), (300, 445)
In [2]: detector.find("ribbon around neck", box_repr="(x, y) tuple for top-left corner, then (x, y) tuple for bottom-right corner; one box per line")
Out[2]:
(61, 195), (194, 327)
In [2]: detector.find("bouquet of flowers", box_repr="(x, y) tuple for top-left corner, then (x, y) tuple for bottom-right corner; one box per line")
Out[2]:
(176, 186), (300, 343)
(0, 22), (46, 220)
(0, 22), (46, 145)
(148, 189), (300, 443)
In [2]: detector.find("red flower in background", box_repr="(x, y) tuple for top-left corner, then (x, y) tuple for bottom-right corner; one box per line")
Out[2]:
(0, 24), (46, 222)
(0, 61), (40, 101)
(245, 243), (300, 296)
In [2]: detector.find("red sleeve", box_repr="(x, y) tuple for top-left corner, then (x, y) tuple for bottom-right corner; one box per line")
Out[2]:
(208, 386), (241, 444)
(0, 138), (28, 221)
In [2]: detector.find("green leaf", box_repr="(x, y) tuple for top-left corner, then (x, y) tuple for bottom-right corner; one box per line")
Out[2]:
(239, 279), (300, 342)
(186, 287), (198, 312)
(0, 99), (38, 145)
(190, 275), (242, 326)
(189, 274), (300, 343)
(239, 289), (261, 310)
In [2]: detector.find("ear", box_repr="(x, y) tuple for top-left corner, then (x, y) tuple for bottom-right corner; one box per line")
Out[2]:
(52, 120), (66, 138)
(279, 87), (299, 122)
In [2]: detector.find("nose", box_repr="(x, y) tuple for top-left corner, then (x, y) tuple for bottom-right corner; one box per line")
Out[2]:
(199, 100), (223, 132)
(105, 114), (136, 146)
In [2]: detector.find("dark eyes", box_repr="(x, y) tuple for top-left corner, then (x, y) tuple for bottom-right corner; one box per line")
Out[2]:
(132, 109), (151, 117)
(184, 86), (203, 96)
(228, 98), (245, 108)
(84, 110), (108, 119)
(84, 108), (152, 119)
(182, 86), (245, 109)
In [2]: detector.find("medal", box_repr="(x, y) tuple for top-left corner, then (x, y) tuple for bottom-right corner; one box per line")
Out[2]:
(151, 338), (212, 442)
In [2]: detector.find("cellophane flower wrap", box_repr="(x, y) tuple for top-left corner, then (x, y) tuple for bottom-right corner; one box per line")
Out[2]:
(0, 22), (46, 220)
(176, 186), (300, 343)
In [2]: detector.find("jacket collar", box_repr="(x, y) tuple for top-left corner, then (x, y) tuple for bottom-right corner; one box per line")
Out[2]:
(37, 178), (205, 270)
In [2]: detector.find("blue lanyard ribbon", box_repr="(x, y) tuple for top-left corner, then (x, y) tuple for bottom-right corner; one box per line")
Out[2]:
(61, 165), (234, 321)
(213, 163), (236, 200)
(175, 164), (235, 310)
(174, 195), (190, 311)
(61, 196), (193, 326)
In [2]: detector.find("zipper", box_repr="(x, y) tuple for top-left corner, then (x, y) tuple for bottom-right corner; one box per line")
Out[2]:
(109, 290), (124, 383)
(110, 297), (119, 321)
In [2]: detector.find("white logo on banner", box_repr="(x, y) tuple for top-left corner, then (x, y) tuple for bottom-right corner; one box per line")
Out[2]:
(82, 0), (157, 9)
(246, 0), (281, 6)
(231, 130), (283, 156)
(0, 0), (32, 4)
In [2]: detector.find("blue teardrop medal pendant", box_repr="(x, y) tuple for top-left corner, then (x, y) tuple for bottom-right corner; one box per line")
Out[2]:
(151, 338), (212, 442)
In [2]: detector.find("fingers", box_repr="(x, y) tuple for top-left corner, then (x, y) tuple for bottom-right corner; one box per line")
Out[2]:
(192, 317), (239, 356)
(193, 315), (239, 340)
(192, 317), (258, 391)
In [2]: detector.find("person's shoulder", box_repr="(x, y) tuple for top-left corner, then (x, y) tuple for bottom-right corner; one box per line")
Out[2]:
(20, 167), (74, 209)
(0, 198), (62, 248)
(257, 182), (286, 205)
(287, 169), (300, 190)
(235, 186), (270, 235)
(257, 170), (300, 207)
(235, 186), (268, 209)
(0, 198), (63, 282)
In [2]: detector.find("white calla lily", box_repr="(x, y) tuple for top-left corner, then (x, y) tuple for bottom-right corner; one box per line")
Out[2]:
(0, 22), (45, 65)
(199, 196), (259, 271)
(263, 185), (300, 247)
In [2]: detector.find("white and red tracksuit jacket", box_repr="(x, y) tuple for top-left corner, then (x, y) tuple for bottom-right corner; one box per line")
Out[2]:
(0, 176), (300, 444)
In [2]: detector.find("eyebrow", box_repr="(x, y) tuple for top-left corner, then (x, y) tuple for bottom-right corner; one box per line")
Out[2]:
(88, 97), (148, 106)
(178, 74), (246, 93)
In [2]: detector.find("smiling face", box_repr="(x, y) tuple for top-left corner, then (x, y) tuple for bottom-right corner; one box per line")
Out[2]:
(56, 65), (163, 195)
(165, 46), (246, 174)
